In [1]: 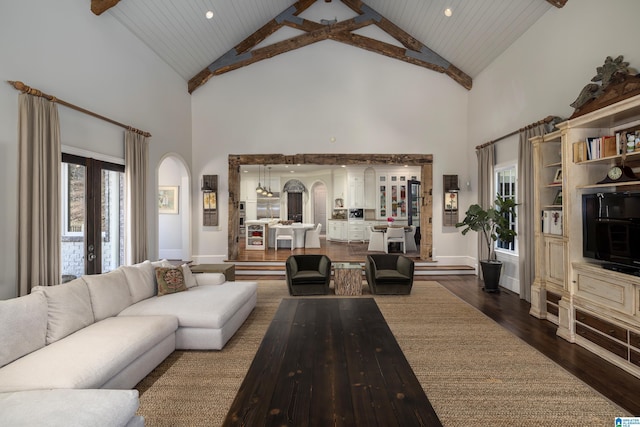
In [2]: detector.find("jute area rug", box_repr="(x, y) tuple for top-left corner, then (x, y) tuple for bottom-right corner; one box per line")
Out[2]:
(135, 281), (628, 426)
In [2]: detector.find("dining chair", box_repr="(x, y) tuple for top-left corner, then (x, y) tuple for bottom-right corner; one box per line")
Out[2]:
(405, 225), (417, 252)
(304, 223), (322, 248)
(275, 227), (295, 251)
(384, 226), (406, 254)
(367, 226), (385, 252)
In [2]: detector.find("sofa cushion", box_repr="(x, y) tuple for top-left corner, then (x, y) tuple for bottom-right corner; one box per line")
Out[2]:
(0, 293), (48, 368)
(84, 269), (132, 321)
(181, 264), (197, 288)
(120, 260), (156, 303)
(119, 281), (257, 330)
(0, 315), (177, 392)
(32, 278), (95, 344)
(155, 267), (188, 296)
(0, 389), (142, 427)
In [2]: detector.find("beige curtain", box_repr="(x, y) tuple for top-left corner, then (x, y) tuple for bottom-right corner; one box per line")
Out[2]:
(125, 130), (149, 264)
(17, 94), (61, 295)
(476, 145), (495, 264)
(518, 124), (547, 301)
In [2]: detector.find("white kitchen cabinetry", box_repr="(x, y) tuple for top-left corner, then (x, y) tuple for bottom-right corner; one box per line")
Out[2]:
(327, 220), (347, 241)
(347, 222), (364, 243)
(348, 171), (365, 207)
(333, 169), (346, 207)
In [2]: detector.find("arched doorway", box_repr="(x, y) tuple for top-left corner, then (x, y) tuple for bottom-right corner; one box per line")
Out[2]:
(157, 154), (191, 261)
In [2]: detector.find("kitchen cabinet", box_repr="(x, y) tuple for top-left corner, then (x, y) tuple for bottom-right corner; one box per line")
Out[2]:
(245, 221), (266, 250)
(327, 220), (347, 241)
(348, 171), (364, 207)
(333, 169), (346, 207)
(347, 222), (364, 242)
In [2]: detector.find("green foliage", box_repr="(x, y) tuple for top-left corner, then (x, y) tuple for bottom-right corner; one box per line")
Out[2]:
(455, 195), (518, 261)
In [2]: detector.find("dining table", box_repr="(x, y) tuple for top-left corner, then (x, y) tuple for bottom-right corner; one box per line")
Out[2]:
(268, 223), (316, 248)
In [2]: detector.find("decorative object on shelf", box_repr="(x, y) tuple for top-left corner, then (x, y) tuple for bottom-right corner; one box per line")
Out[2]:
(202, 175), (218, 226)
(456, 195), (518, 293)
(553, 168), (562, 183)
(158, 186), (179, 214)
(553, 190), (563, 205)
(596, 165), (637, 184)
(387, 216), (394, 226)
(570, 55), (640, 119)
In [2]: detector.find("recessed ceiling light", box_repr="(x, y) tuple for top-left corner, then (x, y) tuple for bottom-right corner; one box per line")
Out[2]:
(444, 8), (452, 17)
(205, 10), (214, 19)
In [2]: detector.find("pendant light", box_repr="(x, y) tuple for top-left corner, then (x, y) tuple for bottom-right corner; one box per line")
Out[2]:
(255, 165), (263, 194)
(261, 165), (268, 195)
(267, 166), (273, 197)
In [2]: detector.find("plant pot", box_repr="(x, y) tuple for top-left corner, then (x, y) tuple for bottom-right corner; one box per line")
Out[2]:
(480, 260), (502, 293)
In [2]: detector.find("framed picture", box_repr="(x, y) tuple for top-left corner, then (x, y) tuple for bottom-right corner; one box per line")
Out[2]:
(158, 186), (179, 214)
(553, 168), (562, 183)
(553, 189), (563, 205)
(203, 192), (217, 210)
(445, 192), (458, 210)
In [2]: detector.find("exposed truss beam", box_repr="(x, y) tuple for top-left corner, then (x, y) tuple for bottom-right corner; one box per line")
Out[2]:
(189, 0), (472, 93)
(91, 0), (120, 15)
(546, 0), (567, 8)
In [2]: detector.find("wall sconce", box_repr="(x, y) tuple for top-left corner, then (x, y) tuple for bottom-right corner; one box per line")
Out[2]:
(443, 174), (459, 227)
(202, 175), (218, 227)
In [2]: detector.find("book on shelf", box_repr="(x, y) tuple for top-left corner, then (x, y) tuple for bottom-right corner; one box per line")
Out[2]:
(578, 135), (618, 161)
(572, 141), (587, 163)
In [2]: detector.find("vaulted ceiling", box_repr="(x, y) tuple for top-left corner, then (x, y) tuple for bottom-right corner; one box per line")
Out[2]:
(92, 0), (566, 93)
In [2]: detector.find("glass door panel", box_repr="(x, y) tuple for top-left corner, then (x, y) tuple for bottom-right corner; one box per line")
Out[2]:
(101, 168), (124, 273)
(61, 154), (124, 277)
(61, 161), (86, 280)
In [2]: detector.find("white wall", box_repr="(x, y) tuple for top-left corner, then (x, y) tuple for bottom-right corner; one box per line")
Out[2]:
(191, 37), (470, 263)
(0, 0), (192, 299)
(467, 0), (640, 291)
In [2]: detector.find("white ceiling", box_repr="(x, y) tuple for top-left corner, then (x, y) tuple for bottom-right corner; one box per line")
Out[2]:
(107, 0), (554, 90)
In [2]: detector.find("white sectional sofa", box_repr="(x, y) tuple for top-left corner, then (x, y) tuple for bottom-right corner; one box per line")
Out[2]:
(0, 260), (258, 426)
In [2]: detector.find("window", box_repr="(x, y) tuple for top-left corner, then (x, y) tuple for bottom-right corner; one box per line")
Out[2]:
(495, 165), (517, 252)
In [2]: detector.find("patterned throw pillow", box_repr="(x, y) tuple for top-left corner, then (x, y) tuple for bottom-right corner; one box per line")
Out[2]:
(155, 267), (188, 296)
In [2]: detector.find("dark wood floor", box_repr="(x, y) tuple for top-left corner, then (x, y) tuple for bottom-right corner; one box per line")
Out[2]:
(234, 235), (422, 263)
(235, 238), (640, 415)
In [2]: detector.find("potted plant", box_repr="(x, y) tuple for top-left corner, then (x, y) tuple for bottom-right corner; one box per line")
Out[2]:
(455, 195), (517, 292)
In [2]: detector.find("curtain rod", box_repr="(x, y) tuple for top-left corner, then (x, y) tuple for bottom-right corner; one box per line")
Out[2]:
(475, 115), (555, 150)
(6, 80), (151, 138)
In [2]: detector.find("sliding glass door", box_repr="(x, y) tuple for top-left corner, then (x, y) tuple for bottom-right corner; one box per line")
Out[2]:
(61, 154), (124, 278)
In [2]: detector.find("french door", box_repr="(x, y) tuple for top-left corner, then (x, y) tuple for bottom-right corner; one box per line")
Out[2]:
(61, 153), (125, 277)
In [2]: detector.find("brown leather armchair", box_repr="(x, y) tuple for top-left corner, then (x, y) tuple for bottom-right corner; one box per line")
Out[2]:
(285, 255), (332, 296)
(365, 254), (414, 295)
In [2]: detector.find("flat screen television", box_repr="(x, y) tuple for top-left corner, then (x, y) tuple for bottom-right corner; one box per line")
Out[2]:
(582, 192), (640, 275)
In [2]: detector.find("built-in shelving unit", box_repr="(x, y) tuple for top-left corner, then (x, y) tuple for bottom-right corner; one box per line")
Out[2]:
(530, 93), (640, 378)
(245, 221), (266, 251)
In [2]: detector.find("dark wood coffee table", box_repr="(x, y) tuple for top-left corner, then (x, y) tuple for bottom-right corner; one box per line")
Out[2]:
(223, 298), (442, 426)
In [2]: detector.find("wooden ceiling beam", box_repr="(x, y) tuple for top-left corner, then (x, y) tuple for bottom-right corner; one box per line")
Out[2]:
(546, 0), (568, 8)
(189, 0), (473, 93)
(91, 0), (120, 15)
